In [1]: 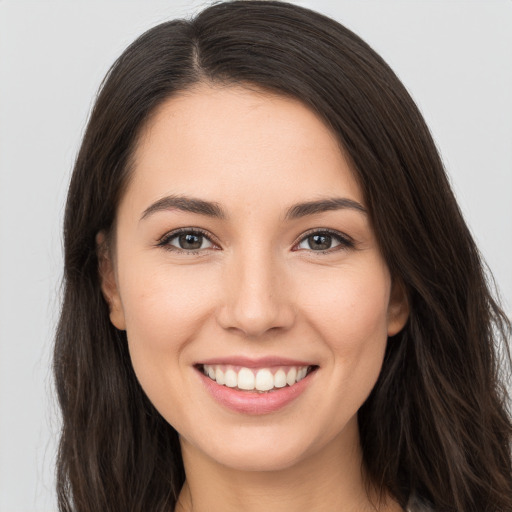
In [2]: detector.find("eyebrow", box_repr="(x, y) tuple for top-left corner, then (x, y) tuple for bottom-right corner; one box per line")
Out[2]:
(140, 195), (226, 221)
(284, 197), (367, 220)
(140, 194), (366, 221)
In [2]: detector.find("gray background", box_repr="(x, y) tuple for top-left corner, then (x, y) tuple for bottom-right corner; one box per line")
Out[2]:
(1, 1), (511, 510)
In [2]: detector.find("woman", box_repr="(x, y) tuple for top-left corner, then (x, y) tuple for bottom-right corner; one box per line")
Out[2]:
(54, 1), (512, 510)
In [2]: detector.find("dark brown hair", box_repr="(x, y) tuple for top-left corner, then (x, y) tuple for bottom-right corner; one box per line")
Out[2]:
(54, 1), (512, 510)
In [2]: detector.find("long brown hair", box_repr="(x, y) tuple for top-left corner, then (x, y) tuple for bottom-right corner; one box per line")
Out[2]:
(54, 1), (512, 510)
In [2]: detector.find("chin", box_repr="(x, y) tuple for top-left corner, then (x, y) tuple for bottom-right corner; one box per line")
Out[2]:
(205, 443), (309, 473)
(180, 418), (348, 474)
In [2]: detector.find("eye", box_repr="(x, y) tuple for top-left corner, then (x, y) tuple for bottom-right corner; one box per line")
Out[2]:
(158, 229), (215, 253)
(295, 230), (353, 252)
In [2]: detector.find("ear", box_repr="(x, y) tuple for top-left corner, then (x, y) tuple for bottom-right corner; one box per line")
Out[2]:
(96, 231), (126, 331)
(387, 278), (409, 337)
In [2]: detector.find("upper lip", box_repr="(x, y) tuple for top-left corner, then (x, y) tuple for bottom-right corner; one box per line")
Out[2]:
(196, 356), (317, 368)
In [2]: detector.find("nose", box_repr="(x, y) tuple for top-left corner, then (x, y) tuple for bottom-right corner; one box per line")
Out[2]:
(216, 249), (296, 338)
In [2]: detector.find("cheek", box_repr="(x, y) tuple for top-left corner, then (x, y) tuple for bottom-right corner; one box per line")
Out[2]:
(121, 263), (216, 342)
(298, 262), (391, 348)
(118, 263), (218, 395)
(298, 262), (391, 401)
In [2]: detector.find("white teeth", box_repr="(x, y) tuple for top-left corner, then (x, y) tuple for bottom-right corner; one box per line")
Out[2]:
(202, 364), (313, 392)
(255, 369), (274, 391)
(215, 367), (225, 385)
(237, 368), (255, 390)
(286, 367), (297, 386)
(274, 369), (287, 388)
(224, 369), (237, 388)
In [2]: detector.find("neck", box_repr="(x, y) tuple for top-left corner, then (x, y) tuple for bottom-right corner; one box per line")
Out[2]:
(175, 419), (402, 512)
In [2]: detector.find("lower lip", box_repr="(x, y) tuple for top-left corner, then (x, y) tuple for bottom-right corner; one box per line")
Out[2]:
(198, 369), (316, 415)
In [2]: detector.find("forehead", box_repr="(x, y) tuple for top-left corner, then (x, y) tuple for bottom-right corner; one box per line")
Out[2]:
(124, 83), (362, 214)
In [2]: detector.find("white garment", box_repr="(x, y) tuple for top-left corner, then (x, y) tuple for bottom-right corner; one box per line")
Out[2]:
(406, 494), (435, 511)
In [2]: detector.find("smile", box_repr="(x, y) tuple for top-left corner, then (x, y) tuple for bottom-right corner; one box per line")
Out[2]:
(196, 361), (318, 415)
(201, 364), (314, 392)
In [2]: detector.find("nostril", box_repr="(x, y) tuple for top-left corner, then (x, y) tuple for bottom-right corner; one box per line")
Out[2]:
(215, 301), (296, 338)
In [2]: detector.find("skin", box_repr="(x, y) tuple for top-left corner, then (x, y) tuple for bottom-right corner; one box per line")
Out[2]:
(99, 83), (409, 512)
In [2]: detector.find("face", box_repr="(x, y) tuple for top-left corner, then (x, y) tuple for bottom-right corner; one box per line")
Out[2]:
(100, 84), (408, 472)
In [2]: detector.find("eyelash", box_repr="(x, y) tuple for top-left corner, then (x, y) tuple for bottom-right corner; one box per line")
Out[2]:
(293, 228), (355, 254)
(156, 227), (354, 254)
(156, 227), (218, 255)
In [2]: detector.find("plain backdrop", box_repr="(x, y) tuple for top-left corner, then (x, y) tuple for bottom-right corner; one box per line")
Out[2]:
(0, 1), (511, 510)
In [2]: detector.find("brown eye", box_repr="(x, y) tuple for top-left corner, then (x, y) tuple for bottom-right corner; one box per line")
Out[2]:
(162, 230), (214, 252)
(306, 234), (334, 251)
(296, 230), (353, 252)
(178, 233), (203, 250)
